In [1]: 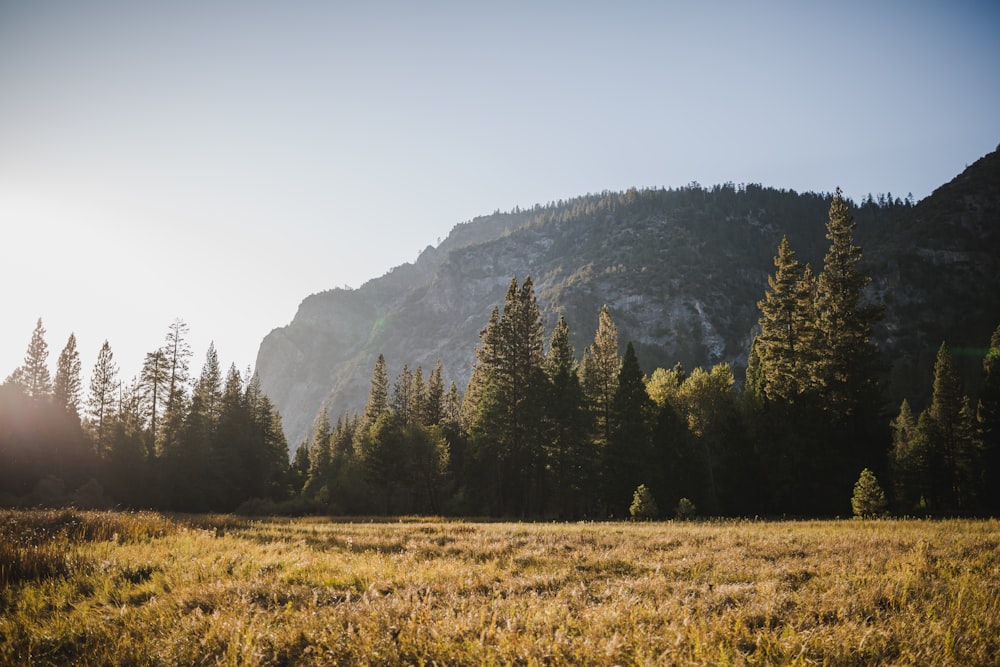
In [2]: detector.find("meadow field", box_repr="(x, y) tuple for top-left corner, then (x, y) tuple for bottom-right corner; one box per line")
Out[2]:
(1, 510), (998, 666)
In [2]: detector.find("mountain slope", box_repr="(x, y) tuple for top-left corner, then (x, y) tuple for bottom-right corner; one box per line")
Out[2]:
(257, 149), (1000, 448)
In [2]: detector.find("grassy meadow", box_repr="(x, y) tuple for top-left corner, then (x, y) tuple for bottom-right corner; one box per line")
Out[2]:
(1, 510), (998, 666)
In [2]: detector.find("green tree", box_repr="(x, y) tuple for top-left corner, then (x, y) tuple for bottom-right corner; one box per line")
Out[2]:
(361, 354), (390, 432)
(673, 364), (744, 514)
(851, 468), (888, 518)
(53, 333), (83, 417)
(306, 407), (333, 494)
(629, 483), (658, 520)
(360, 412), (411, 514)
(919, 343), (978, 511)
(754, 237), (817, 402)
(813, 189), (883, 439)
(580, 305), (621, 453)
(604, 342), (654, 517)
(422, 361), (446, 427)
(87, 340), (119, 458)
(140, 349), (170, 449)
(8, 318), (53, 399)
(464, 277), (547, 516)
(888, 399), (925, 512)
(543, 316), (589, 518)
(977, 324), (1000, 514)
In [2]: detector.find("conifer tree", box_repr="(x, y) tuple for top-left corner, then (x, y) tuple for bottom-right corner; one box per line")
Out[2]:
(462, 306), (501, 430)
(163, 319), (192, 410)
(53, 333), (83, 416)
(140, 349), (170, 446)
(87, 340), (119, 458)
(580, 305), (621, 453)
(307, 407), (333, 490)
(361, 354), (389, 432)
(391, 365), (415, 425)
(8, 318), (53, 399)
(464, 277), (547, 515)
(544, 316), (588, 518)
(422, 361), (446, 427)
(813, 189), (881, 416)
(754, 237), (817, 402)
(888, 399), (925, 511)
(604, 342), (654, 516)
(977, 324), (1000, 513)
(851, 468), (887, 518)
(919, 343), (978, 511)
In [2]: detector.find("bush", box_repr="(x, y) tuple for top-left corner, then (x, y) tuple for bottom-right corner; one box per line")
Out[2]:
(852, 468), (888, 518)
(675, 497), (697, 520)
(629, 484), (658, 520)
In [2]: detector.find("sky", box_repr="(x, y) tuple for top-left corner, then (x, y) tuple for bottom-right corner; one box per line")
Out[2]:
(1, 1), (998, 388)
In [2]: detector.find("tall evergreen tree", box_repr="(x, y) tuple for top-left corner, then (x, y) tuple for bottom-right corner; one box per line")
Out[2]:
(8, 318), (53, 399)
(162, 318), (192, 411)
(888, 399), (925, 512)
(977, 324), (1000, 514)
(754, 237), (817, 402)
(813, 188), (882, 418)
(306, 407), (333, 491)
(579, 305), (621, 456)
(361, 354), (390, 432)
(53, 333), (83, 416)
(422, 361), (446, 427)
(87, 340), (119, 458)
(391, 365), (415, 425)
(465, 277), (547, 515)
(919, 343), (978, 511)
(604, 342), (654, 517)
(544, 316), (589, 518)
(140, 349), (170, 448)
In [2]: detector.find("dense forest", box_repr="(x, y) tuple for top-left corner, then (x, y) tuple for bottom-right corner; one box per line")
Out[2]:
(0, 320), (292, 512)
(4, 191), (996, 518)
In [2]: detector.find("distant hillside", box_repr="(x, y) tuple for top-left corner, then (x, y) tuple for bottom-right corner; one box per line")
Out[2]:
(257, 148), (1000, 449)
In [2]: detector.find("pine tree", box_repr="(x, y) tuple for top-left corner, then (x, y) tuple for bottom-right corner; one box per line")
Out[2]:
(754, 237), (817, 402)
(977, 324), (1000, 513)
(604, 342), (654, 517)
(53, 333), (83, 416)
(391, 365), (415, 425)
(580, 305), (621, 454)
(307, 407), (333, 490)
(140, 349), (170, 447)
(813, 188), (881, 416)
(544, 316), (589, 518)
(422, 361), (446, 427)
(851, 468), (888, 518)
(464, 277), (547, 516)
(920, 343), (978, 511)
(361, 354), (389, 432)
(888, 399), (925, 511)
(87, 341), (119, 458)
(8, 318), (53, 399)
(629, 483), (658, 520)
(163, 319), (192, 407)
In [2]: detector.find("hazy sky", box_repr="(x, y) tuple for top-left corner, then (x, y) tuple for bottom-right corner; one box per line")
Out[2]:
(1, 1), (998, 386)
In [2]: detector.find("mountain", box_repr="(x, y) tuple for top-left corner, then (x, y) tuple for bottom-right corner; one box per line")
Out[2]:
(256, 148), (1000, 449)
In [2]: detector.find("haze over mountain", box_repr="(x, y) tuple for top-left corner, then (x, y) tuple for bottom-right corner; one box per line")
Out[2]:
(257, 147), (1000, 450)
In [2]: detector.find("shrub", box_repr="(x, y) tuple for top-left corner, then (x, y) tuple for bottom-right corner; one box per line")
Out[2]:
(675, 497), (697, 520)
(629, 484), (658, 520)
(852, 468), (888, 518)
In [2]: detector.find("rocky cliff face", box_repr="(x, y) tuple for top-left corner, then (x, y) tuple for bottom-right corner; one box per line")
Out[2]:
(257, 149), (1000, 449)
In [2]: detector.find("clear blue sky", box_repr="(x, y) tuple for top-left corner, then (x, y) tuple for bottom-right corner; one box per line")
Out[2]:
(1, 1), (998, 386)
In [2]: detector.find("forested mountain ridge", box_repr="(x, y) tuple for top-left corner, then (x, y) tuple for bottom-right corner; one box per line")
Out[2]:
(257, 148), (1000, 450)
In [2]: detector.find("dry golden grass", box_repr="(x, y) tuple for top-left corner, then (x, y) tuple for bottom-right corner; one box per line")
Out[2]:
(1, 510), (997, 665)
